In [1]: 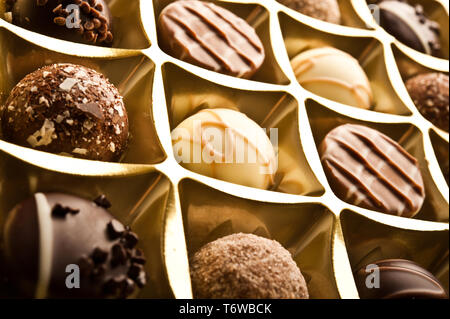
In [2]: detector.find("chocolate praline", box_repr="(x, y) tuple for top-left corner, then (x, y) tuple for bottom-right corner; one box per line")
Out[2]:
(190, 233), (309, 299)
(1, 63), (129, 162)
(406, 72), (449, 132)
(5, 0), (114, 46)
(355, 259), (448, 299)
(158, 0), (265, 78)
(319, 124), (425, 218)
(377, 0), (441, 56)
(1, 193), (147, 298)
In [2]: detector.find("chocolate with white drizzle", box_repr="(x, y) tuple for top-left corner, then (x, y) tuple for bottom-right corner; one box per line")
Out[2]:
(319, 124), (425, 218)
(2, 193), (147, 298)
(158, 0), (265, 79)
(5, 0), (114, 46)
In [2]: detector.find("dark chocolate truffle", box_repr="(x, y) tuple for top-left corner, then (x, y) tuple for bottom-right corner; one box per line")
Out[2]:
(277, 0), (341, 24)
(5, 0), (113, 46)
(2, 193), (147, 298)
(1, 63), (128, 161)
(158, 0), (265, 78)
(355, 259), (448, 299)
(378, 1), (441, 56)
(406, 72), (449, 132)
(319, 124), (425, 218)
(190, 233), (309, 299)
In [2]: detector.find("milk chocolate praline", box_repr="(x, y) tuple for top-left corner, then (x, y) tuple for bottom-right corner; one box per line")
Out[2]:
(158, 0), (265, 78)
(319, 124), (425, 217)
(190, 233), (309, 299)
(355, 259), (448, 299)
(1, 193), (147, 298)
(1, 63), (128, 161)
(5, 0), (114, 46)
(406, 73), (449, 132)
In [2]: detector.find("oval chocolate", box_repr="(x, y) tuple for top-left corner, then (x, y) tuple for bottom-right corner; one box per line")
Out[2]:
(319, 124), (425, 218)
(158, 0), (265, 78)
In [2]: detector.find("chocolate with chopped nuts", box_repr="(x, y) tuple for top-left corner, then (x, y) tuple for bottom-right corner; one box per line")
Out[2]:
(0, 63), (128, 162)
(406, 72), (449, 132)
(1, 192), (148, 299)
(6, 0), (114, 46)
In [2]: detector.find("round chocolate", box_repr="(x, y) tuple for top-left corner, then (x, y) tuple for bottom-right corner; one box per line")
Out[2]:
(1, 63), (128, 161)
(319, 124), (425, 218)
(2, 193), (147, 298)
(5, 0), (113, 46)
(190, 233), (309, 299)
(158, 0), (265, 78)
(278, 0), (341, 24)
(171, 108), (277, 190)
(291, 47), (373, 109)
(406, 72), (449, 132)
(377, 1), (441, 56)
(355, 259), (448, 299)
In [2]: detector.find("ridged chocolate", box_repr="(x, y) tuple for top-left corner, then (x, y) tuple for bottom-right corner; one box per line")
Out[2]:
(355, 259), (448, 299)
(158, 0), (265, 78)
(319, 124), (425, 218)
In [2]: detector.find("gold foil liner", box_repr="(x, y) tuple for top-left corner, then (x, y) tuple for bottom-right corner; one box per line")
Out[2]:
(0, 0), (448, 299)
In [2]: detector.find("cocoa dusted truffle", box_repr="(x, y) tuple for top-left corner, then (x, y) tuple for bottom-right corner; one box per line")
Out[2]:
(158, 0), (265, 78)
(190, 233), (309, 299)
(406, 72), (449, 132)
(277, 0), (341, 24)
(5, 0), (114, 46)
(1, 193), (147, 298)
(1, 63), (128, 161)
(377, 1), (441, 56)
(355, 259), (448, 299)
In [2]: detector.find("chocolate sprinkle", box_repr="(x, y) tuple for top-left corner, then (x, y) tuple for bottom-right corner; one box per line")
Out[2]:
(107, 220), (126, 240)
(51, 203), (80, 218)
(94, 194), (112, 209)
(91, 247), (108, 264)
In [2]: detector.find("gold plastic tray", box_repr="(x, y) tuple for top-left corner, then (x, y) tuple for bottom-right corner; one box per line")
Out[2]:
(0, 0), (448, 299)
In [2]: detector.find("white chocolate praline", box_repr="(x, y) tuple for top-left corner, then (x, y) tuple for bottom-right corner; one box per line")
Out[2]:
(172, 108), (277, 190)
(291, 47), (373, 109)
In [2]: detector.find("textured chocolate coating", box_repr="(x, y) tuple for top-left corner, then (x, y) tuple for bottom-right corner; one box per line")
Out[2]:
(158, 0), (265, 78)
(5, 0), (113, 46)
(319, 124), (425, 217)
(190, 233), (309, 299)
(2, 193), (147, 298)
(277, 0), (341, 24)
(1, 63), (128, 161)
(406, 73), (449, 132)
(378, 1), (441, 56)
(355, 259), (448, 299)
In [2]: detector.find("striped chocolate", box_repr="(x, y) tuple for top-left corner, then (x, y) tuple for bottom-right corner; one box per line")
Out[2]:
(319, 124), (425, 218)
(158, 0), (265, 78)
